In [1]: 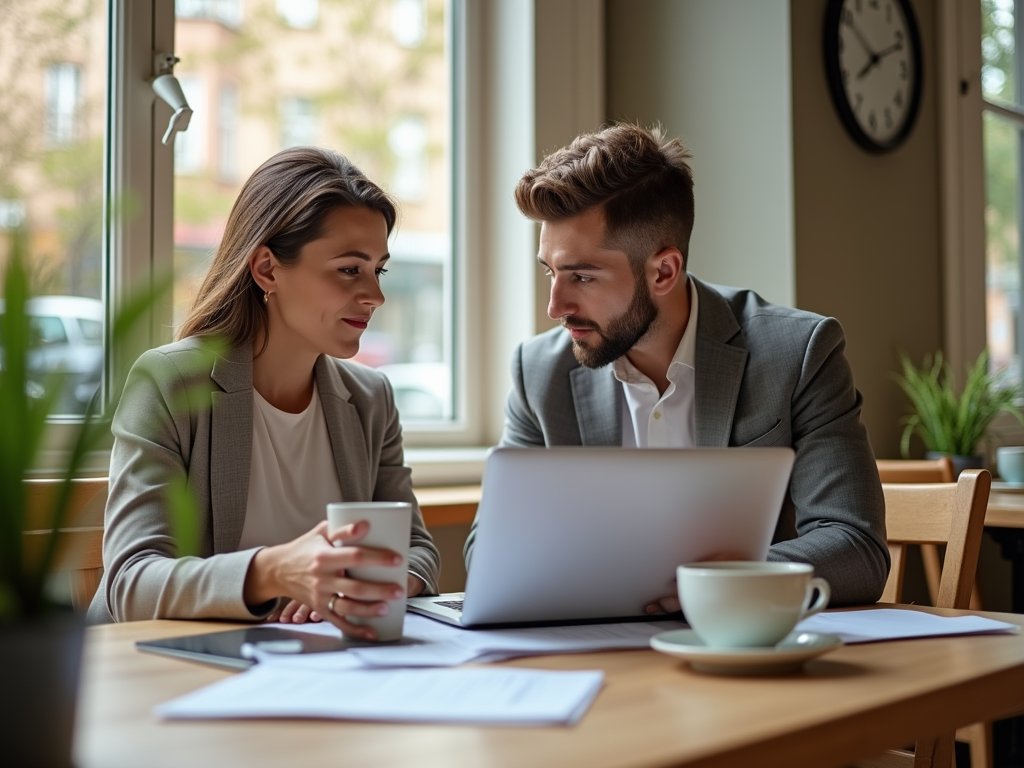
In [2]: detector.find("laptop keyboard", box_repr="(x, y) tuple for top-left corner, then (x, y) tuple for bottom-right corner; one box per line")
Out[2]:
(435, 600), (464, 612)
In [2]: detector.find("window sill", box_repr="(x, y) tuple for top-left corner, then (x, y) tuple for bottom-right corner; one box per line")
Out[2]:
(405, 446), (489, 487)
(28, 446), (490, 485)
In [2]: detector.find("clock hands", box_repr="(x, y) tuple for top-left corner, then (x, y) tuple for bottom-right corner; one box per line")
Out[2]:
(856, 37), (904, 80)
(847, 19), (877, 58)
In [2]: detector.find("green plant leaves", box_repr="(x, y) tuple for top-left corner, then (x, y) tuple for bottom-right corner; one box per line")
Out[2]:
(893, 349), (1024, 458)
(0, 229), (179, 619)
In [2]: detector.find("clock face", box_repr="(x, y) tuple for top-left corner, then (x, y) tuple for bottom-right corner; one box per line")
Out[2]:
(824, 0), (923, 152)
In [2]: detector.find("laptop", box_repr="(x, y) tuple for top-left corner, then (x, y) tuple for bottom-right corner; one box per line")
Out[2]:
(408, 446), (795, 628)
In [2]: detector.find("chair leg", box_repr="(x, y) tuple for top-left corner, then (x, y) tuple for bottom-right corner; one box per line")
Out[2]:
(956, 721), (993, 768)
(969, 581), (984, 611)
(921, 544), (942, 605)
(914, 732), (955, 768)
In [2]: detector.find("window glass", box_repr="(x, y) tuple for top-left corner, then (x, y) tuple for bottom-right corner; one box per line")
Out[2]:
(78, 318), (103, 345)
(983, 0), (1016, 105)
(30, 316), (69, 347)
(172, 0), (453, 424)
(0, 0), (109, 415)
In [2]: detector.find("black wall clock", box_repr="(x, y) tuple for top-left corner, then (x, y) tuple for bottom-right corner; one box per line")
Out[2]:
(823, 0), (923, 153)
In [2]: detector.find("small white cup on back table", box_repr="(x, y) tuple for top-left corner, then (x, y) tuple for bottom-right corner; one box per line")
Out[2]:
(676, 562), (831, 648)
(326, 501), (411, 641)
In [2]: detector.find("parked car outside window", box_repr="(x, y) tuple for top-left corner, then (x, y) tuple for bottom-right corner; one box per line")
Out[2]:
(0, 296), (104, 415)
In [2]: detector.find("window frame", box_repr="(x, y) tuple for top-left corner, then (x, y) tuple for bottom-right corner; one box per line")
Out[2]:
(39, 0), (604, 484)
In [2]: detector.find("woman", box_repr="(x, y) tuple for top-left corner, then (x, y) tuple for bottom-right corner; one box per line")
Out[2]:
(86, 147), (440, 639)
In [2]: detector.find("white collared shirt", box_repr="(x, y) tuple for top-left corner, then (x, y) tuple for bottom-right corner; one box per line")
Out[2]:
(614, 280), (699, 448)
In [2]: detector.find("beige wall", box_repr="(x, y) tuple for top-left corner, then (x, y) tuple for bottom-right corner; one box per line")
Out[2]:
(791, 0), (942, 459)
(606, 0), (944, 459)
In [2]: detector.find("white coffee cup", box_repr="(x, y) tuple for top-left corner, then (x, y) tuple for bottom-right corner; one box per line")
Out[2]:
(676, 562), (831, 648)
(326, 502), (411, 641)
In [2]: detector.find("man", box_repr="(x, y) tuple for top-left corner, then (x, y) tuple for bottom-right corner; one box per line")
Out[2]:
(470, 123), (887, 608)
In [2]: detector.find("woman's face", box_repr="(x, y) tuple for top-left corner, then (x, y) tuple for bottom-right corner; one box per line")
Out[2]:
(266, 205), (390, 360)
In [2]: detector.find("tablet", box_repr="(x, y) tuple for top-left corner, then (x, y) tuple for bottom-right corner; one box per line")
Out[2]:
(136, 626), (355, 670)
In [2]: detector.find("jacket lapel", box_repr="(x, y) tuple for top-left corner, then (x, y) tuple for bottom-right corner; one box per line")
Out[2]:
(570, 365), (622, 446)
(692, 277), (748, 447)
(210, 344), (254, 554)
(316, 357), (370, 501)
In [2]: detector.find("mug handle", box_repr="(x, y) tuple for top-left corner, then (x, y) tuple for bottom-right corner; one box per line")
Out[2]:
(800, 577), (831, 620)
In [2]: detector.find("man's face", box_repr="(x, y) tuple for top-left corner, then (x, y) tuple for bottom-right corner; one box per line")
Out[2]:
(539, 208), (658, 369)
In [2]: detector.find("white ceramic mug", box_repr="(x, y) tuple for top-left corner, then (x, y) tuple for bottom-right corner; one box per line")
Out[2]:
(326, 502), (411, 641)
(997, 446), (1024, 484)
(676, 562), (831, 648)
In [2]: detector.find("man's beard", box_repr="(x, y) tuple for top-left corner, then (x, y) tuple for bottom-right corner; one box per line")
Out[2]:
(564, 277), (658, 369)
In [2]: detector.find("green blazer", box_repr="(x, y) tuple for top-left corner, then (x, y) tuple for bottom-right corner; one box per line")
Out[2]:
(87, 338), (440, 624)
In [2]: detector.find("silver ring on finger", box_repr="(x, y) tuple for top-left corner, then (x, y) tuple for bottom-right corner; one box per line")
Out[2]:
(327, 592), (344, 615)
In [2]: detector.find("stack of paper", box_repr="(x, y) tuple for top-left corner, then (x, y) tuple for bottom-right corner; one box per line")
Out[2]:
(157, 665), (604, 726)
(257, 614), (685, 670)
(796, 609), (1018, 644)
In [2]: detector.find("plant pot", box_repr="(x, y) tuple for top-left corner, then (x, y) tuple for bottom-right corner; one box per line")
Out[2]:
(0, 610), (85, 768)
(925, 451), (985, 478)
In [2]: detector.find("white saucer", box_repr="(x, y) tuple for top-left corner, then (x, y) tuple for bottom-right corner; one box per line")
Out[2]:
(992, 481), (1024, 491)
(650, 629), (842, 675)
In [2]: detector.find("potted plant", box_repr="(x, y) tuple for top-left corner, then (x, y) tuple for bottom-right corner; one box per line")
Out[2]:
(893, 349), (1024, 476)
(0, 231), (163, 768)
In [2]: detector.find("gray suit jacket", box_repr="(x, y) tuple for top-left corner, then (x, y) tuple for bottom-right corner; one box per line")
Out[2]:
(87, 338), (440, 624)
(474, 276), (888, 606)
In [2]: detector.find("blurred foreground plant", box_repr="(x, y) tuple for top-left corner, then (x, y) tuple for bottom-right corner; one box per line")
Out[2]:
(0, 230), (208, 621)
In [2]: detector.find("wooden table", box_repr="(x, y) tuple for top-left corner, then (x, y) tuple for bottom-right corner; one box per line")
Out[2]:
(75, 606), (1024, 768)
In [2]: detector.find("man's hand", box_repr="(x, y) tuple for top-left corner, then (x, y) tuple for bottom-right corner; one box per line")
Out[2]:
(645, 552), (750, 615)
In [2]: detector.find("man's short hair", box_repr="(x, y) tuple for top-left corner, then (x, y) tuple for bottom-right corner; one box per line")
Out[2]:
(514, 123), (695, 271)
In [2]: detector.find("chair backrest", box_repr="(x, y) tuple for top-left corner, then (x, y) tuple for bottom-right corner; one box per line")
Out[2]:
(22, 477), (108, 611)
(876, 457), (955, 484)
(880, 469), (991, 609)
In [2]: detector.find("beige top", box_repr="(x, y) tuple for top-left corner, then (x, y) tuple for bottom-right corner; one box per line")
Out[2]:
(238, 380), (345, 551)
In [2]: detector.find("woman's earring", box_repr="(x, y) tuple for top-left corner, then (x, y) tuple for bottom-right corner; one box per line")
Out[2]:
(263, 291), (269, 305)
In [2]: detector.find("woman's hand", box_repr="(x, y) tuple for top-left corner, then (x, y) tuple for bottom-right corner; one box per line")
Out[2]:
(244, 520), (405, 639)
(269, 600), (323, 624)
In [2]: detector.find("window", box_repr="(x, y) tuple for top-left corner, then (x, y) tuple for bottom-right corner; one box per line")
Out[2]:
(174, 75), (208, 175)
(218, 83), (239, 182)
(279, 97), (319, 150)
(0, 2), (107, 417)
(277, 0), (318, 30)
(2, 0), (578, 476)
(45, 63), (82, 146)
(982, 0), (1023, 381)
(392, 0), (427, 48)
(172, 0), (455, 432)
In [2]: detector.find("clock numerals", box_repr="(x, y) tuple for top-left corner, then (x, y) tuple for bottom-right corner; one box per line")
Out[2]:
(826, 0), (920, 151)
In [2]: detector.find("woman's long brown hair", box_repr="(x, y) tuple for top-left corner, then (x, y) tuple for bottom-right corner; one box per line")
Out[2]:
(176, 146), (396, 349)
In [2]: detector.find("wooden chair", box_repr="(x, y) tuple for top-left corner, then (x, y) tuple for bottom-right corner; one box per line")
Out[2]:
(22, 477), (107, 610)
(858, 468), (992, 768)
(876, 458), (957, 607)
(876, 459), (995, 768)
